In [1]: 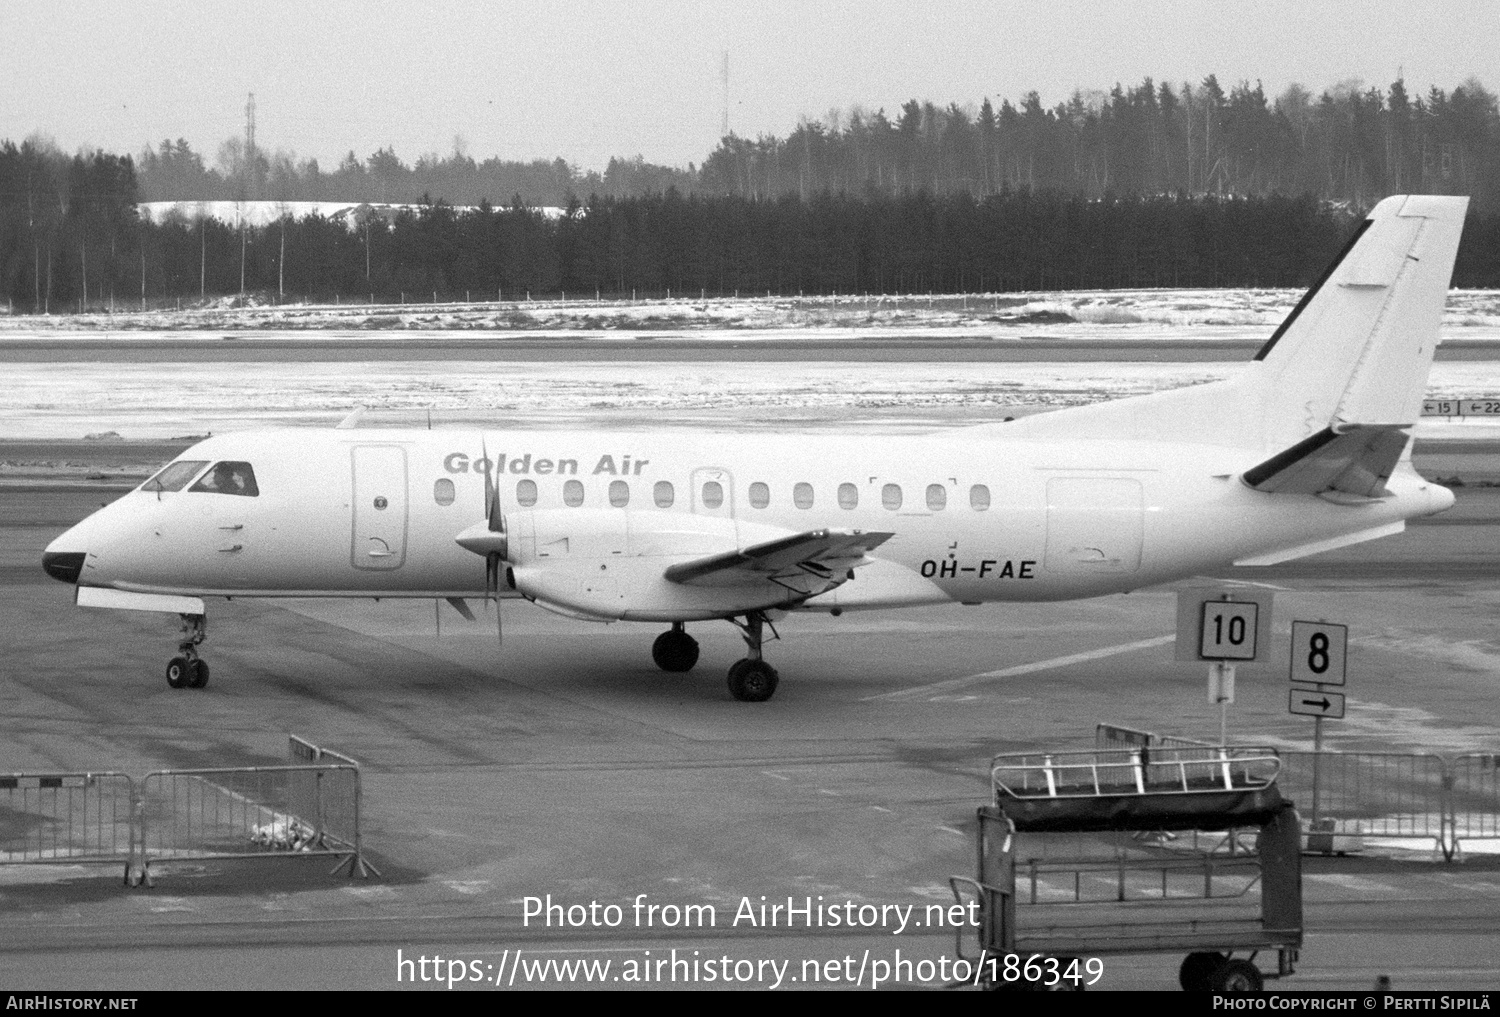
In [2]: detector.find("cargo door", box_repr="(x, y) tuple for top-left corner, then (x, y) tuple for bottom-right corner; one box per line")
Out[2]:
(1043, 477), (1143, 574)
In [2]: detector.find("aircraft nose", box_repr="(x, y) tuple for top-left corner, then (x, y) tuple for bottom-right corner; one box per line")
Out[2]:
(42, 551), (86, 584)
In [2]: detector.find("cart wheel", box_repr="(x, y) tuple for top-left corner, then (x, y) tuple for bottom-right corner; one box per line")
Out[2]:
(1179, 952), (1226, 991)
(1208, 959), (1263, 992)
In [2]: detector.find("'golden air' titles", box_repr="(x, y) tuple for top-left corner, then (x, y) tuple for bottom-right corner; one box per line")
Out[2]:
(443, 452), (650, 476)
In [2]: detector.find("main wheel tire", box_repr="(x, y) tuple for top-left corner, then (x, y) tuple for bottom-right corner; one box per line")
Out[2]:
(187, 659), (210, 689)
(727, 659), (778, 702)
(1207, 958), (1263, 993)
(1179, 952), (1226, 992)
(166, 656), (191, 689)
(651, 630), (699, 672)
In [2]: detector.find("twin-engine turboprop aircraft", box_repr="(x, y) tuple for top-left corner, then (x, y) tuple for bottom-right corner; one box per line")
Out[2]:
(44, 195), (1467, 700)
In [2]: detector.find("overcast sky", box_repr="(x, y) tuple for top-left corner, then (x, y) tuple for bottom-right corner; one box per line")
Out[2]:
(3, 0), (1497, 172)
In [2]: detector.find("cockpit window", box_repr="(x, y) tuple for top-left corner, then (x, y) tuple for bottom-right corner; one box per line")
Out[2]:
(142, 460), (209, 493)
(189, 461), (260, 497)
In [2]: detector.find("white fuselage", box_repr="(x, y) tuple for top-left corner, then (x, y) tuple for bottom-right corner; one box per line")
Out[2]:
(51, 425), (1451, 623)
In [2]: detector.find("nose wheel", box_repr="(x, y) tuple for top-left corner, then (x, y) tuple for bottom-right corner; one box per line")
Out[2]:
(166, 613), (210, 690)
(726, 612), (779, 702)
(652, 623), (700, 672)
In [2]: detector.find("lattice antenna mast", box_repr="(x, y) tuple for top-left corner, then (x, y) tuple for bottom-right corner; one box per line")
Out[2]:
(720, 51), (729, 139)
(245, 92), (257, 199)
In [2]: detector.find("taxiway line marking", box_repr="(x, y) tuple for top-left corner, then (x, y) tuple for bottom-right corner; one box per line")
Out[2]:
(863, 634), (1176, 702)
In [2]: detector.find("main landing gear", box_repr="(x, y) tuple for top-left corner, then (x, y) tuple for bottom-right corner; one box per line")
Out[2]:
(652, 623), (700, 673)
(726, 612), (778, 703)
(165, 613), (210, 690)
(650, 614), (780, 702)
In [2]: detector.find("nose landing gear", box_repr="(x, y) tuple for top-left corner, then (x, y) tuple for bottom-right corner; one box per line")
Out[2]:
(166, 613), (210, 689)
(651, 622), (700, 672)
(726, 612), (779, 702)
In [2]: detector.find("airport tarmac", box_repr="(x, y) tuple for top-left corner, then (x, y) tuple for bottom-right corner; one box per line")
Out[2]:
(3, 449), (1500, 990)
(2, 329), (1499, 991)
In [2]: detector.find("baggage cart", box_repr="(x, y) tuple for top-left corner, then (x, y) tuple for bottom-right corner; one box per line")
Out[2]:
(949, 745), (1302, 991)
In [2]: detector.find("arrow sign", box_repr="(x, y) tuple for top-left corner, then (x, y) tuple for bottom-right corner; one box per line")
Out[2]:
(1289, 686), (1345, 719)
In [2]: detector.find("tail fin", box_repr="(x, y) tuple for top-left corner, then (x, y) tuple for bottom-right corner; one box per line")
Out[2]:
(1255, 194), (1469, 452)
(986, 195), (1469, 453)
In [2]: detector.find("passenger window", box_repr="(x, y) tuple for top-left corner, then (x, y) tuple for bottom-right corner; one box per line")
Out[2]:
(837, 483), (858, 509)
(516, 479), (538, 507)
(970, 484), (991, 511)
(563, 479), (584, 507)
(143, 460), (208, 493)
(882, 483), (902, 510)
(702, 481), (723, 509)
(434, 478), (456, 506)
(609, 480), (630, 507)
(749, 482), (770, 509)
(926, 484), (946, 511)
(654, 480), (675, 508)
(793, 482), (814, 509)
(189, 461), (259, 497)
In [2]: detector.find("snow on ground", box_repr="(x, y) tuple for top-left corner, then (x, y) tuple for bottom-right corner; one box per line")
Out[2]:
(136, 200), (566, 229)
(4, 359), (1500, 441)
(5, 289), (1500, 338)
(3, 290), (1497, 439)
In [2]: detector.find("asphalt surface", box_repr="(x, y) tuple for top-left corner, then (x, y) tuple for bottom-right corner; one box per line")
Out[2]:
(2, 461), (1500, 990)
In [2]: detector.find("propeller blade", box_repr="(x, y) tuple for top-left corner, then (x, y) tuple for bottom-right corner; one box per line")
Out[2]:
(481, 435), (497, 527)
(486, 552), (503, 646)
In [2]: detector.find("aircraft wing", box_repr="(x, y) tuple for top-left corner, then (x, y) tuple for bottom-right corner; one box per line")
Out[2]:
(1241, 424), (1410, 497)
(664, 529), (894, 595)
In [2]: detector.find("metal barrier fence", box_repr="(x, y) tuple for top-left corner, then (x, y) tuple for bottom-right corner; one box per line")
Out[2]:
(1277, 751), (1450, 857)
(1095, 723), (1155, 752)
(286, 736), (375, 877)
(0, 736), (375, 887)
(0, 773), (137, 882)
(1097, 723), (1500, 861)
(1451, 754), (1500, 854)
(137, 764), (371, 885)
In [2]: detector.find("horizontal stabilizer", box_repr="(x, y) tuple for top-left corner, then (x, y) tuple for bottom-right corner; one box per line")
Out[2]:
(665, 529), (893, 589)
(1241, 424), (1410, 497)
(1234, 521), (1405, 566)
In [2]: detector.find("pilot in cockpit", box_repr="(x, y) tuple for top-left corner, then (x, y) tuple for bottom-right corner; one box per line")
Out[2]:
(190, 461), (259, 497)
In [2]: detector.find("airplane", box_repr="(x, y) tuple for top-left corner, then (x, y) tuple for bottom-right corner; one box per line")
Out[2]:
(42, 194), (1467, 701)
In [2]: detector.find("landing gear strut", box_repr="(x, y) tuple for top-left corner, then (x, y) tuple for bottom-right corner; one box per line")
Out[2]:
(726, 612), (779, 702)
(166, 613), (209, 690)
